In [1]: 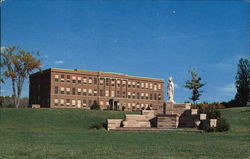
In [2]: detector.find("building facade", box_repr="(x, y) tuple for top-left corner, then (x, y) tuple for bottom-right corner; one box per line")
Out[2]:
(29, 68), (164, 110)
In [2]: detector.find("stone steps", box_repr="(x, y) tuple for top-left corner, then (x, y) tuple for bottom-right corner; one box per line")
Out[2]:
(112, 127), (203, 133)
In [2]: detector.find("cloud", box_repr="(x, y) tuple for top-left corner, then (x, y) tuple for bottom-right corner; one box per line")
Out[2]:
(219, 83), (236, 97)
(54, 60), (64, 64)
(1, 46), (6, 52)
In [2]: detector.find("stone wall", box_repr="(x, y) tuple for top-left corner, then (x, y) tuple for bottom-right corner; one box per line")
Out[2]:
(156, 114), (179, 128)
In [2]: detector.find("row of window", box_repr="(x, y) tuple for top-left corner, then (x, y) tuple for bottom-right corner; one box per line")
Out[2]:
(54, 98), (152, 109)
(54, 74), (162, 90)
(54, 86), (162, 100)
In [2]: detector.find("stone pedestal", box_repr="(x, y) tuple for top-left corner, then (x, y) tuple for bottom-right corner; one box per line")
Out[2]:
(166, 102), (174, 114)
(156, 114), (179, 128)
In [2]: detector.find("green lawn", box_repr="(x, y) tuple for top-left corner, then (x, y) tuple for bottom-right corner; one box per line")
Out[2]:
(0, 107), (249, 159)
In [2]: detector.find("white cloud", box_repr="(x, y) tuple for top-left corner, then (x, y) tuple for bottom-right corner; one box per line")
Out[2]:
(54, 60), (64, 64)
(219, 83), (236, 97)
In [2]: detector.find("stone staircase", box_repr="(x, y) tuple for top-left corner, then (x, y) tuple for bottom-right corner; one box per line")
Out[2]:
(107, 103), (217, 132)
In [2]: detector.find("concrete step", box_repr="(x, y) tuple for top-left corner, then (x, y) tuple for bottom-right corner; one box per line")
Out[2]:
(125, 114), (148, 120)
(112, 127), (203, 133)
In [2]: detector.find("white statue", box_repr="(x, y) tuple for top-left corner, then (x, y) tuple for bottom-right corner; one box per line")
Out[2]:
(167, 77), (174, 103)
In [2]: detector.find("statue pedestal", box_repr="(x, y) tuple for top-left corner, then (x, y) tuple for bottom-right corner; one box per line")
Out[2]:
(165, 101), (174, 114)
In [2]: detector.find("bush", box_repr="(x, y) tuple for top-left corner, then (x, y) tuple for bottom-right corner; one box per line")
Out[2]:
(216, 118), (230, 132)
(204, 125), (216, 132)
(90, 103), (100, 110)
(89, 121), (107, 130)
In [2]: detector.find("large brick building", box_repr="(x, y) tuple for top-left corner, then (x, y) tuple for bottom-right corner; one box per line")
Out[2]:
(29, 68), (164, 110)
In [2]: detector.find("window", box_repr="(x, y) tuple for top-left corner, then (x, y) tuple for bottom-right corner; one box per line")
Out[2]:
(150, 83), (153, 89)
(61, 74), (64, 82)
(106, 101), (109, 106)
(128, 81), (131, 88)
(106, 79), (109, 86)
(117, 91), (120, 97)
(66, 88), (70, 95)
(100, 89), (103, 96)
(141, 103), (144, 109)
(72, 88), (76, 95)
(132, 82), (136, 88)
(154, 84), (157, 91)
(66, 99), (70, 106)
(154, 93), (157, 100)
(145, 83), (149, 89)
(83, 77), (87, 84)
(88, 77), (92, 84)
(72, 76), (76, 83)
(60, 99), (64, 106)
(100, 79), (104, 85)
(88, 100), (92, 106)
(122, 91), (126, 98)
(94, 78), (98, 85)
(141, 93), (144, 99)
(78, 88), (81, 95)
(137, 92), (140, 99)
(72, 100), (76, 106)
(158, 84), (161, 90)
(132, 103), (136, 110)
(137, 82), (140, 88)
(158, 94), (161, 100)
(94, 89), (97, 96)
(77, 100), (81, 108)
(54, 98), (58, 106)
(88, 89), (92, 96)
(67, 75), (70, 82)
(150, 93), (153, 100)
(141, 83), (144, 89)
(83, 89), (87, 96)
(128, 92), (131, 98)
(55, 86), (58, 94)
(111, 79), (115, 87)
(128, 103), (131, 109)
(111, 91), (115, 97)
(55, 75), (59, 82)
(60, 87), (64, 94)
(105, 90), (109, 97)
(100, 101), (104, 106)
(145, 93), (149, 100)
(117, 80), (121, 87)
(122, 81), (126, 87)
(78, 77), (81, 84)
(132, 92), (135, 99)
(83, 100), (87, 106)
(136, 103), (140, 109)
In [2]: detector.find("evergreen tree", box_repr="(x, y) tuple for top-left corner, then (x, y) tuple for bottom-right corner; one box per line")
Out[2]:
(235, 58), (250, 106)
(184, 70), (205, 104)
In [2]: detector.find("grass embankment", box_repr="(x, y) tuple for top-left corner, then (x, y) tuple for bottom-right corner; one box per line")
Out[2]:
(0, 107), (249, 159)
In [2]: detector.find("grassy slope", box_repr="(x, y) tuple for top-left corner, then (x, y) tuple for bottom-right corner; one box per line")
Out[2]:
(0, 107), (249, 159)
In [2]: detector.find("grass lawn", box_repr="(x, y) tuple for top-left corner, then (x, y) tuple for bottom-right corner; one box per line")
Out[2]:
(0, 107), (249, 159)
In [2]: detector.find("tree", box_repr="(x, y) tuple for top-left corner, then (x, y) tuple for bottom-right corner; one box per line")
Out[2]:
(1, 46), (42, 108)
(234, 58), (250, 106)
(184, 70), (205, 104)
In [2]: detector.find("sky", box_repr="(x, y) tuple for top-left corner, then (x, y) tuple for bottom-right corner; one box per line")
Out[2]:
(0, 0), (249, 103)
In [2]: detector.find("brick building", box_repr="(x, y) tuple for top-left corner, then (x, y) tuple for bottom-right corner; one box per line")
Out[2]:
(29, 68), (164, 110)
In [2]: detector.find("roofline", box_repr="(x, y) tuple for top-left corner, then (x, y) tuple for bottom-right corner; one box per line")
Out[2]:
(32, 67), (164, 81)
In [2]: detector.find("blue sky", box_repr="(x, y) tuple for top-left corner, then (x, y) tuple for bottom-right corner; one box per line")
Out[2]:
(1, 0), (249, 103)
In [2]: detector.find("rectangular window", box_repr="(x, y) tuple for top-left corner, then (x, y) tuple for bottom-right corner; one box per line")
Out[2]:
(137, 92), (140, 99)
(158, 94), (161, 100)
(117, 91), (120, 97)
(55, 75), (59, 82)
(66, 88), (70, 95)
(141, 83), (144, 89)
(72, 88), (76, 95)
(132, 92), (135, 99)
(78, 77), (81, 84)
(111, 91), (115, 97)
(83, 77), (87, 84)
(54, 98), (58, 106)
(154, 93), (157, 100)
(94, 89), (97, 96)
(88, 77), (92, 84)
(78, 88), (81, 95)
(128, 103), (131, 108)
(67, 75), (70, 82)
(60, 87), (64, 94)
(83, 100), (87, 106)
(77, 100), (81, 108)
(150, 93), (153, 100)
(122, 81), (126, 87)
(66, 99), (70, 106)
(128, 81), (131, 88)
(145, 83), (149, 89)
(94, 78), (98, 85)
(122, 91), (126, 98)
(60, 99), (64, 106)
(55, 86), (58, 94)
(154, 84), (157, 91)
(137, 82), (140, 88)
(72, 100), (76, 106)
(141, 93), (144, 99)
(100, 89), (103, 96)
(83, 89), (87, 96)
(128, 92), (131, 98)
(106, 79), (109, 86)
(111, 80), (115, 87)
(105, 90), (109, 97)
(61, 74), (64, 82)
(100, 79), (104, 85)
(89, 89), (92, 96)
(106, 101), (109, 106)
(150, 83), (153, 89)
(158, 84), (161, 90)
(145, 93), (149, 100)
(132, 82), (136, 88)
(117, 80), (121, 87)
(72, 76), (76, 83)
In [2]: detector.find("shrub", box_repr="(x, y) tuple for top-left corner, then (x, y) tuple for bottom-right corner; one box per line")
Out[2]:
(216, 118), (230, 132)
(90, 103), (100, 110)
(89, 121), (107, 130)
(204, 125), (216, 132)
